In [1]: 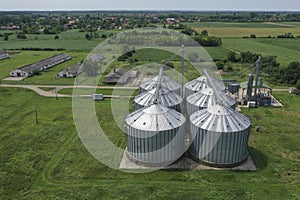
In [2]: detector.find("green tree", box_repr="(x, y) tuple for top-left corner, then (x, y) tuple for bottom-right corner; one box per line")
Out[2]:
(54, 35), (59, 40)
(227, 51), (238, 62)
(296, 80), (300, 90)
(85, 33), (91, 40)
(201, 30), (208, 36)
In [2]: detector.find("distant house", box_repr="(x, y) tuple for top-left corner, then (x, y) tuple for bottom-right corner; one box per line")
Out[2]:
(57, 63), (82, 78)
(10, 53), (72, 77)
(103, 68), (138, 84)
(0, 49), (9, 61)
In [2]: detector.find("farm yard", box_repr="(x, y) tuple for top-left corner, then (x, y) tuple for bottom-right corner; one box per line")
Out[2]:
(0, 12), (300, 200)
(0, 88), (299, 199)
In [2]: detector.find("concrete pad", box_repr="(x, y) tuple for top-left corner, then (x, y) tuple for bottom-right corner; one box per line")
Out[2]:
(3, 77), (26, 81)
(119, 149), (257, 171)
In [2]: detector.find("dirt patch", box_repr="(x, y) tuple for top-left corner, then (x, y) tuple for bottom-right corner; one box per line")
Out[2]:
(3, 77), (26, 81)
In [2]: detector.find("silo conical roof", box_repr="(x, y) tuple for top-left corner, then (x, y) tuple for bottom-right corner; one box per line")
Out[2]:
(140, 75), (181, 94)
(190, 105), (251, 133)
(126, 104), (185, 132)
(134, 86), (182, 109)
(187, 87), (236, 109)
(184, 76), (208, 96)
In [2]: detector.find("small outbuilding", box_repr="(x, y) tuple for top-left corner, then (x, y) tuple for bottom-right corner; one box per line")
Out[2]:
(57, 63), (82, 78)
(103, 68), (138, 84)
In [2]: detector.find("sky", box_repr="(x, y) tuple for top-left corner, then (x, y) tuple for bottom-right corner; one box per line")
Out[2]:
(1, 0), (300, 11)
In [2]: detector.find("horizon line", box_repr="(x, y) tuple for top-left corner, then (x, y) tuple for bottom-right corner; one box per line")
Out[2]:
(1, 9), (300, 12)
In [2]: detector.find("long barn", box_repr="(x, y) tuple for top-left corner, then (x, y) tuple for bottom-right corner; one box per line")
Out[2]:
(10, 53), (72, 77)
(0, 49), (9, 61)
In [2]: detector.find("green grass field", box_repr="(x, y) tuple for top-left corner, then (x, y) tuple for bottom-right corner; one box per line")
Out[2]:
(184, 22), (298, 28)
(222, 38), (300, 66)
(0, 51), (87, 85)
(0, 88), (299, 199)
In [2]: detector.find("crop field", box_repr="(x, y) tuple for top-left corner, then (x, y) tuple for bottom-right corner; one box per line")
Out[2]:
(0, 29), (122, 51)
(184, 22), (298, 28)
(222, 38), (300, 66)
(0, 88), (299, 199)
(195, 27), (300, 38)
(185, 22), (300, 37)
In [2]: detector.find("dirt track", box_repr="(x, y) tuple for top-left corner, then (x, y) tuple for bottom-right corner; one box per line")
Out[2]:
(0, 84), (138, 98)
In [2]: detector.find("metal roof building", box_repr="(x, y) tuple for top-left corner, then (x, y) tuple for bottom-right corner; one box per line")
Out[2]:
(125, 103), (186, 167)
(134, 86), (182, 112)
(186, 87), (237, 116)
(10, 53), (71, 77)
(140, 75), (181, 95)
(189, 105), (251, 167)
(0, 49), (9, 61)
(57, 63), (82, 78)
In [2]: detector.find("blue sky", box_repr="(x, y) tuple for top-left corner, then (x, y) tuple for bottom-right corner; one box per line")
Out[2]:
(2, 0), (300, 11)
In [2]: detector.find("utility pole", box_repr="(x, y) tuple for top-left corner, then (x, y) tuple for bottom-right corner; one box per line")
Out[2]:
(35, 109), (39, 124)
(181, 44), (185, 98)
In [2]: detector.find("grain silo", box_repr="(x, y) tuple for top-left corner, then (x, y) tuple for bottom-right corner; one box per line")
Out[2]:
(134, 86), (182, 112)
(189, 104), (251, 167)
(186, 87), (237, 116)
(125, 103), (186, 167)
(140, 75), (182, 95)
(184, 75), (208, 98)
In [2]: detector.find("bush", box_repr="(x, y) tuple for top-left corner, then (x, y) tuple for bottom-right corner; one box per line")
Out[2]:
(192, 35), (222, 46)
(277, 32), (294, 38)
(226, 65), (233, 71)
(215, 61), (224, 70)
(227, 51), (238, 62)
(16, 33), (27, 39)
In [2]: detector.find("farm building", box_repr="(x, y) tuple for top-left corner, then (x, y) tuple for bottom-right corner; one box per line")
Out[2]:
(57, 63), (82, 78)
(103, 68), (138, 84)
(10, 53), (71, 77)
(86, 52), (105, 63)
(0, 49), (9, 61)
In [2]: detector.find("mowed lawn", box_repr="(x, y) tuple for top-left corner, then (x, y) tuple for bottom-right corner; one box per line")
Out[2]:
(0, 88), (299, 199)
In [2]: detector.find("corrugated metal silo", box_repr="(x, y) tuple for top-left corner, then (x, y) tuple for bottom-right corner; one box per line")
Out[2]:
(134, 86), (182, 112)
(186, 87), (237, 116)
(125, 103), (186, 166)
(140, 75), (181, 95)
(184, 76), (208, 98)
(189, 105), (251, 167)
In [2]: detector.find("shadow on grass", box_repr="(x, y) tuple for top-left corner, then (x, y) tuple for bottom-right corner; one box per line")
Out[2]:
(248, 147), (268, 170)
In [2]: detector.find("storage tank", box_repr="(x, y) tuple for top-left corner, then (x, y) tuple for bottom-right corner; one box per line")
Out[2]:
(140, 75), (181, 95)
(228, 83), (240, 94)
(186, 87), (237, 116)
(184, 76), (208, 98)
(134, 86), (182, 112)
(189, 105), (251, 167)
(125, 103), (186, 167)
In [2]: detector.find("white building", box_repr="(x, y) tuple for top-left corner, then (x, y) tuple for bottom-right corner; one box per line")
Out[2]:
(10, 53), (71, 77)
